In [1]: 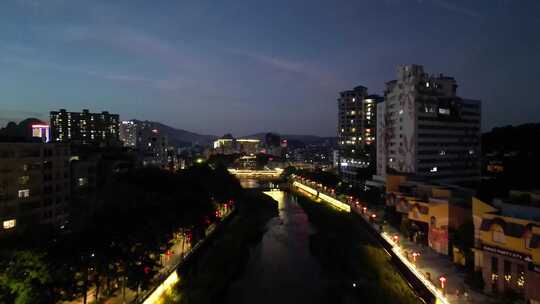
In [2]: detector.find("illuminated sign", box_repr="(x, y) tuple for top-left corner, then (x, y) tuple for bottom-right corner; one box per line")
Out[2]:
(482, 245), (532, 262)
(31, 124), (50, 143)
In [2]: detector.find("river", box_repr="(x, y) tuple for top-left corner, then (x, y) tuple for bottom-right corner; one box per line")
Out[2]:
(226, 190), (329, 304)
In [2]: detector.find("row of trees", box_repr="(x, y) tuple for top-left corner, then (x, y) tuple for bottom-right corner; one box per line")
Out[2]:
(0, 164), (242, 304)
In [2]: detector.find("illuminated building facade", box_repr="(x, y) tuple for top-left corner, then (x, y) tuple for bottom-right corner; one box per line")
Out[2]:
(213, 135), (235, 155)
(31, 124), (50, 143)
(212, 135), (260, 155)
(0, 142), (71, 236)
(136, 121), (169, 167)
(337, 85), (382, 185)
(237, 139), (260, 155)
(385, 175), (472, 256)
(376, 65), (481, 184)
(119, 120), (137, 147)
(50, 109), (120, 146)
(473, 193), (540, 303)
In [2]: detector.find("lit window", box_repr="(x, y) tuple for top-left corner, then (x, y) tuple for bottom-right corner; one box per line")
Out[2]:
(399, 109), (404, 115)
(426, 82), (430, 88)
(19, 176), (30, 185)
(18, 189), (30, 198)
(430, 166), (438, 173)
(78, 177), (88, 187)
(438, 108), (450, 115)
(3, 219), (16, 229)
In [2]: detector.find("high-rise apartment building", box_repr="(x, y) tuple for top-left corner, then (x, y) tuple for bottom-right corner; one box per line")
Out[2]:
(118, 120), (170, 167)
(137, 121), (169, 167)
(50, 109), (120, 146)
(376, 65), (481, 184)
(337, 85), (382, 185)
(0, 142), (71, 235)
(119, 120), (137, 147)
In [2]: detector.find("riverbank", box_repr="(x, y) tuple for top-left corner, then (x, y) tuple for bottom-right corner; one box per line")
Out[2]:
(295, 194), (420, 304)
(160, 190), (278, 304)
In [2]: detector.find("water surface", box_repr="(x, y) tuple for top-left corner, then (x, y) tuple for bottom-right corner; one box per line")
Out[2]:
(226, 191), (328, 304)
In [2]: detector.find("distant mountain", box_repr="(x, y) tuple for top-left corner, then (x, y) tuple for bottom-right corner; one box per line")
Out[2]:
(245, 132), (337, 146)
(134, 120), (217, 147)
(0, 118), (45, 140)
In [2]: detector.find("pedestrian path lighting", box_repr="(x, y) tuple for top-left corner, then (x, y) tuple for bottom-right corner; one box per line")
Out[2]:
(412, 252), (419, 263)
(439, 276), (447, 291)
(362, 206), (367, 213)
(393, 235), (399, 245)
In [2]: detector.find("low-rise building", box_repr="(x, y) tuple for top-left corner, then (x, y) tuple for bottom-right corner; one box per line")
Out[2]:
(473, 192), (540, 303)
(385, 175), (473, 255)
(212, 135), (260, 155)
(236, 139), (260, 155)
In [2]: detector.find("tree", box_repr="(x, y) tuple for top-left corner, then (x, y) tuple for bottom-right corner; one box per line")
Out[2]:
(0, 251), (57, 304)
(452, 221), (475, 269)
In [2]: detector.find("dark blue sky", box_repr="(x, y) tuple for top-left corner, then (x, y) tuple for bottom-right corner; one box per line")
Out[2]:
(1, 0), (539, 136)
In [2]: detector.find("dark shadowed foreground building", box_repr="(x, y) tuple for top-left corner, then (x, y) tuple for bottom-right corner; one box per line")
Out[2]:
(0, 141), (71, 236)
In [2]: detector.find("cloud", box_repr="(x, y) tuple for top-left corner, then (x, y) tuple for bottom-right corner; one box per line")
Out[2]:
(228, 49), (343, 87)
(1, 54), (151, 84)
(429, 0), (480, 17)
(53, 25), (202, 72)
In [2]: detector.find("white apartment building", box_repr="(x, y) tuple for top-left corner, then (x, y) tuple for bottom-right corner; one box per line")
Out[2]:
(376, 65), (481, 184)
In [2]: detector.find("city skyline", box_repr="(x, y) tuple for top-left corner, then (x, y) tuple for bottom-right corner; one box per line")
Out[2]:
(1, 0), (539, 136)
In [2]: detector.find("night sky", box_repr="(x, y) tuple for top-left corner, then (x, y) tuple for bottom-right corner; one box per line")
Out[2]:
(1, 0), (539, 136)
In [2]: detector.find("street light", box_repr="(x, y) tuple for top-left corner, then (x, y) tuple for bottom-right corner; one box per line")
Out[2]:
(393, 235), (399, 245)
(412, 252), (419, 263)
(439, 276), (447, 290)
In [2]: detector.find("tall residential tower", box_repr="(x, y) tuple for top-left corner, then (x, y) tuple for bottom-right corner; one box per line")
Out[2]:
(376, 65), (481, 184)
(337, 85), (382, 185)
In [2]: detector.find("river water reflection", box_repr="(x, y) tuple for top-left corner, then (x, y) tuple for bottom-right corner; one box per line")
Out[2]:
(226, 190), (328, 304)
